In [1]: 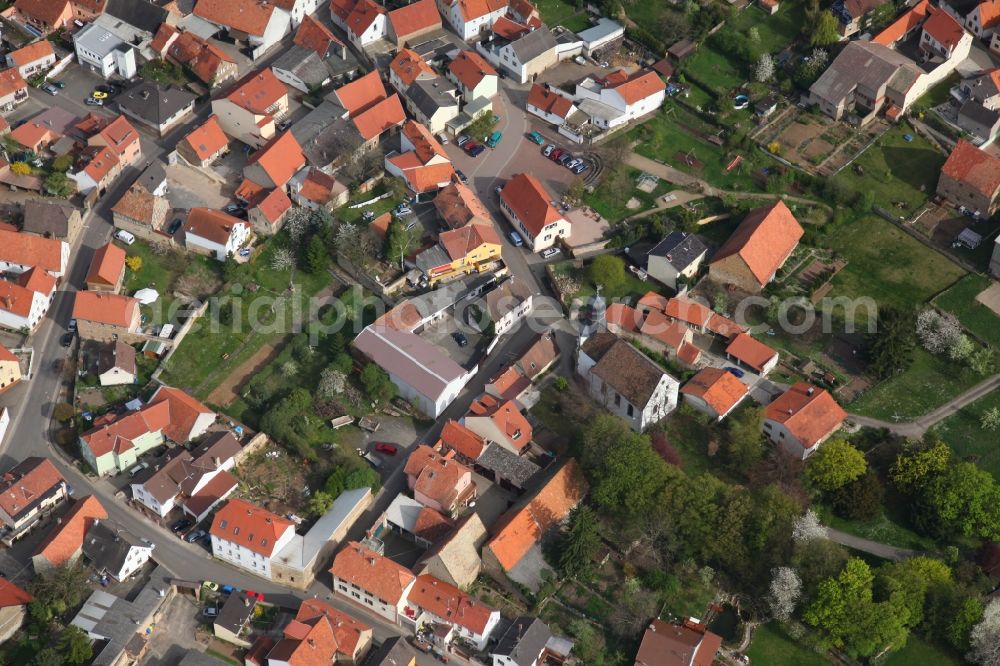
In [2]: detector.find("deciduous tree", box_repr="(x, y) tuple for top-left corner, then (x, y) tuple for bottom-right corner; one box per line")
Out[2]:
(766, 566), (802, 621)
(588, 254), (626, 293)
(890, 438), (951, 494)
(915, 462), (1000, 540)
(807, 439), (867, 491)
(755, 53), (775, 82)
(831, 470), (883, 520)
(968, 598), (1000, 665)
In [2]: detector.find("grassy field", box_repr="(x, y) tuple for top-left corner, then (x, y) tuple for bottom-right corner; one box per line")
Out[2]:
(535, 0), (590, 31)
(820, 215), (965, 314)
(121, 241), (222, 326)
(933, 388), (1000, 479)
(551, 259), (653, 303)
(934, 273), (1000, 348)
(158, 236), (333, 398)
(831, 124), (945, 212)
(746, 624), (830, 666)
(884, 636), (962, 666)
(848, 347), (985, 420)
(727, 1), (806, 52)
(338, 185), (404, 224)
(630, 103), (757, 191)
(683, 45), (746, 95)
(583, 167), (670, 222)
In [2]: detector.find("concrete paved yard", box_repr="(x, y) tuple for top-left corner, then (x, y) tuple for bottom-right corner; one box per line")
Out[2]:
(166, 164), (233, 211)
(420, 314), (482, 367)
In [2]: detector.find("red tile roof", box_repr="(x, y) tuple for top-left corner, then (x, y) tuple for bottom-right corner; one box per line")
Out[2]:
(227, 69), (287, 114)
(434, 181), (491, 229)
(0, 458), (65, 524)
(294, 14), (344, 57)
(298, 169), (344, 205)
(96, 115), (139, 158)
(873, 0), (929, 45)
(150, 24), (178, 54)
(33, 495), (106, 568)
(467, 394), (532, 451)
(0, 69), (26, 101)
(13, 0), (70, 28)
(979, 0), (1000, 29)
(195, 0), (278, 37)
(291, 599), (371, 660)
(168, 31), (235, 85)
(402, 120), (448, 162)
(391, 49), (436, 87)
(499, 173), (564, 237)
(80, 401), (170, 458)
(610, 69), (666, 105)
(148, 385), (215, 444)
(491, 14), (531, 39)
(639, 310), (688, 349)
(72, 291), (138, 328)
(439, 222), (501, 260)
(635, 619), (722, 666)
(922, 6), (966, 48)
(17, 266), (55, 296)
(256, 187), (293, 225)
(183, 115), (229, 162)
(346, 0), (385, 39)
(247, 131), (306, 188)
(405, 445), (474, 509)
(329, 541), (415, 604)
(526, 84), (573, 118)
(85, 243), (126, 287)
(710, 200), (804, 286)
(183, 470), (238, 520)
(82, 147), (120, 185)
(681, 368), (747, 416)
(765, 383), (847, 449)
(455, 0), (506, 22)
(330, 0), (356, 23)
(0, 229), (64, 274)
(6, 40), (54, 68)
(941, 139), (1000, 200)
(448, 50), (497, 91)
(0, 344), (18, 365)
(388, 0), (441, 38)
(184, 208), (247, 245)
(637, 290), (669, 312)
(485, 460), (587, 571)
(352, 94), (406, 141)
(664, 297), (712, 328)
(0, 579), (31, 608)
(0, 280), (38, 317)
(677, 342), (701, 365)
(725, 333), (777, 373)
(437, 420), (486, 460)
(335, 70), (388, 117)
(406, 574), (496, 634)
(210, 499), (295, 557)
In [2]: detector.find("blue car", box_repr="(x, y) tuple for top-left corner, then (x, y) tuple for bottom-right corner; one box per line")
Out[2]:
(467, 144), (486, 157)
(724, 366), (745, 378)
(509, 231), (524, 247)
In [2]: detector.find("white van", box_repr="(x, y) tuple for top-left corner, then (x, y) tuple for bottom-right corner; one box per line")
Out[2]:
(114, 229), (136, 245)
(128, 462), (149, 478)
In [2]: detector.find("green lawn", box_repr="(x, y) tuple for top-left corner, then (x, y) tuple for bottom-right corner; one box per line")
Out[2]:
(884, 635), (963, 666)
(630, 103), (758, 191)
(535, 0), (588, 30)
(727, 1), (806, 51)
(583, 168), (670, 222)
(934, 273), (1000, 348)
(550, 259), (653, 304)
(848, 347), (985, 420)
(338, 185), (404, 224)
(683, 45), (746, 95)
(121, 241), (222, 327)
(746, 624), (830, 666)
(660, 412), (714, 477)
(158, 236), (334, 398)
(820, 215), (966, 314)
(933, 388), (1000, 479)
(831, 123), (945, 213)
(912, 73), (961, 112)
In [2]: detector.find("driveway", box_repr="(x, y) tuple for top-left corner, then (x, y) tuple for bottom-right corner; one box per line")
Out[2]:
(166, 163), (234, 210)
(139, 594), (208, 666)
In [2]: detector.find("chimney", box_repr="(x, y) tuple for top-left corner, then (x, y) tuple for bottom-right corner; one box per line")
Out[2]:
(806, 386), (815, 396)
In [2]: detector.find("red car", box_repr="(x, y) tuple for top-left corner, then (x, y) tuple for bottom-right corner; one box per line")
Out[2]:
(549, 148), (565, 162)
(374, 443), (398, 455)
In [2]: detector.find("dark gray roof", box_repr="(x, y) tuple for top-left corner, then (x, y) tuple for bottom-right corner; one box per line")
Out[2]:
(510, 26), (557, 63)
(22, 200), (78, 238)
(959, 100), (1000, 128)
(118, 81), (196, 127)
(366, 636), (419, 665)
(214, 592), (257, 635)
(273, 45), (332, 88)
(136, 161), (167, 193)
(405, 78), (459, 119)
(105, 0), (170, 34)
(492, 616), (553, 666)
(648, 230), (707, 270)
(477, 443), (540, 488)
(290, 97), (361, 167)
(97, 340), (137, 377)
(81, 521), (146, 578)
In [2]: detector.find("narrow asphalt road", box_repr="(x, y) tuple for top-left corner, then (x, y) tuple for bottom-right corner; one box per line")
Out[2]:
(848, 373), (1000, 438)
(823, 527), (922, 561)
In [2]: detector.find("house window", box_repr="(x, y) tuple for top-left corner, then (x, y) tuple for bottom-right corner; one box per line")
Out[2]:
(613, 394), (620, 407)
(627, 404), (634, 417)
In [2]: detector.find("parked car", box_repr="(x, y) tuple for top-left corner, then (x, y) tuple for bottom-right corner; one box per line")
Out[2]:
(68, 318), (77, 333)
(185, 529), (208, 543)
(541, 247), (562, 259)
(394, 204), (413, 215)
(456, 135), (471, 147)
(725, 367), (746, 378)
(223, 203), (242, 214)
(527, 131), (545, 145)
(549, 148), (565, 162)
(128, 462), (149, 478)
(486, 130), (502, 148)
(452, 331), (468, 347)
(276, 119), (293, 132)
(171, 518), (194, 533)
(374, 442), (398, 455)
(509, 231), (524, 247)
(557, 152), (574, 165)
(167, 218), (183, 234)
(60, 333), (74, 348)
(85, 97), (103, 106)
(41, 83), (59, 96)
(571, 163), (589, 174)
(467, 144), (486, 157)
(542, 144), (556, 157)
(455, 169), (468, 183)
(574, 55), (587, 65)
(565, 158), (583, 169)
(202, 607), (218, 618)
(436, 133), (449, 144)
(51, 80), (66, 88)
(114, 230), (136, 245)
(361, 210), (375, 222)
(96, 84), (117, 94)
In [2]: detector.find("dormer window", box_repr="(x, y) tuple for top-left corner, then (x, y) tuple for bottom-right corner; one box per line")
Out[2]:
(233, 527), (240, 535)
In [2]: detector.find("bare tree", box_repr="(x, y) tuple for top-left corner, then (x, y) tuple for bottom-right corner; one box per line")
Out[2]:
(283, 207), (314, 248)
(792, 509), (828, 543)
(318, 367), (347, 398)
(968, 598), (1000, 665)
(766, 567), (802, 621)
(755, 53), (775, 83)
